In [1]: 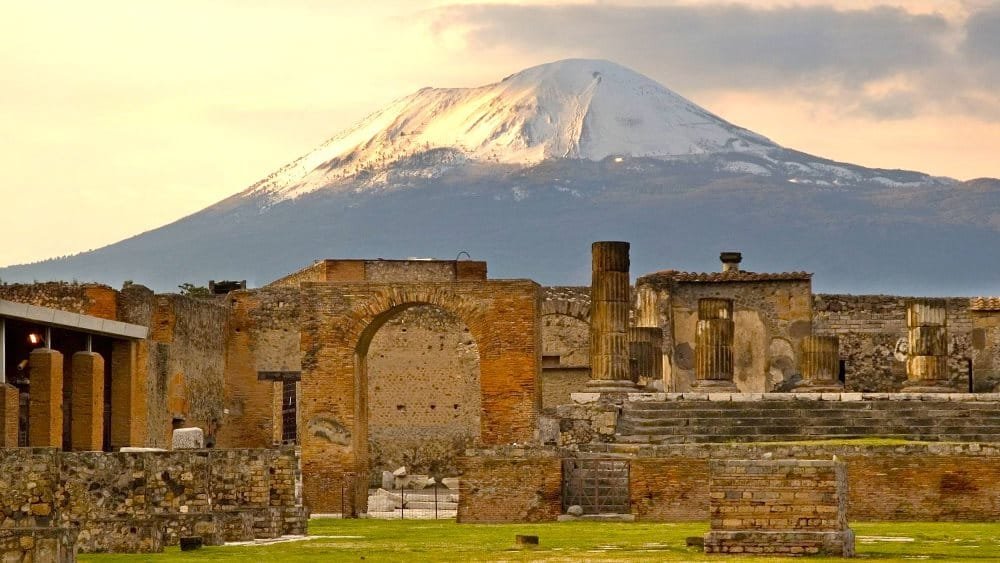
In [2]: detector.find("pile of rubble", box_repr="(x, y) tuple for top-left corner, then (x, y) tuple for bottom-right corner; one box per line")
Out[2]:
(366, 467), (460, 518)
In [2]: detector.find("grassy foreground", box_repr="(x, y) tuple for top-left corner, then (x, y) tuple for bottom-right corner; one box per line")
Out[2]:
(80, 519), (1000, 562)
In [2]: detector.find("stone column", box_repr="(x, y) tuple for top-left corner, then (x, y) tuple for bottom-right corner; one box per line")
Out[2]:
(0, 383), (19, 447)
(28, 348), (64, 447)
(71, 351), (105, 451)
(693, 298), (738, 391)
(587, 241), (636, 393)
(629, 327), (663, 388)
(905, 299), (953, 392)
(795, 336), (843, 392)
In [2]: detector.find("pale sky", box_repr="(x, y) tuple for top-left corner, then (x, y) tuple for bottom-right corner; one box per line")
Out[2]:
(1, 0), (997, 267)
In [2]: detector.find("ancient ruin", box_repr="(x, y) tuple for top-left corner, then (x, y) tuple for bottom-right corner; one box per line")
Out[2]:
(4, 245), (1000, 556)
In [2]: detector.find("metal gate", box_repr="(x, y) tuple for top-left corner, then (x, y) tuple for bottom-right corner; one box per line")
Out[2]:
(562, 458), (630, 514)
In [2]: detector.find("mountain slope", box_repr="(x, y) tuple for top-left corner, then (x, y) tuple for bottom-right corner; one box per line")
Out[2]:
(2, 59), (998, 295)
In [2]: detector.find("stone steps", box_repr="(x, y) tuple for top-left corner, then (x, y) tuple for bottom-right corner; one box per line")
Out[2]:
(616, 399), (1000, 444)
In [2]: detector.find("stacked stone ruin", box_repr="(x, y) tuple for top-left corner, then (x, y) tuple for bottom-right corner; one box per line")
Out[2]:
(795, 336), (844, 392)
(905, 299), (954, 392)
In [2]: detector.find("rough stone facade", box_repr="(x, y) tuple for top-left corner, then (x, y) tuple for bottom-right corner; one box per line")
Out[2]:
(637, 271), (813, 393)
(0, 447), (305, 553)
(814, 294), (1000, 392)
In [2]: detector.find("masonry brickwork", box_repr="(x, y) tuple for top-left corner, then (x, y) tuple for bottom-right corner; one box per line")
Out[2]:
(298, 277), (541, 513)
(367, 305), (480, 479)
(704, 458), (854, 556)
(457, 447), (562, 523)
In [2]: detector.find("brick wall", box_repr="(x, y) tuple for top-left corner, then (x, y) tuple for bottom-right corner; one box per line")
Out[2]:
(367, 305), (480, 479)
(457, 447), (562, 523)
(609, 442), (1000, 521)
(299, 280), (541, 513)
(218, 286), (302, 448)
(704, 458), (853, 556)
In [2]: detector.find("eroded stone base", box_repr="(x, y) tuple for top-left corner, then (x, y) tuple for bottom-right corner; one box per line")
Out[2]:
(704, 530), (855, 556)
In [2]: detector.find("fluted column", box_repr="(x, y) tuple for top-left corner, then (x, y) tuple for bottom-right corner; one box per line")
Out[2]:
(587, 241), (636, 392)
(629, 327), (663, 388)
(693, 298), (738, 390)
(904, 299), (954, 392)
(795, 335), (844, 392)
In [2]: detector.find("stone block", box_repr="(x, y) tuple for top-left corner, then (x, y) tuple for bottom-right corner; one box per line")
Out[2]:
(708, 393), (732, 402)
(172, 427), (205, 450)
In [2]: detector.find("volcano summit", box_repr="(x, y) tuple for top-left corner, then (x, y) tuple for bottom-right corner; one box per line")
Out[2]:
(3, 59), (999, 294)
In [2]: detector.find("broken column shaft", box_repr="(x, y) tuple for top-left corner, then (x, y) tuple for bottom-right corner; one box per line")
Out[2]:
(795, 335), (844, 392)
(587, 241), (636, 393)
(693, 298), (738, 391)
(905, 299), (953, 392)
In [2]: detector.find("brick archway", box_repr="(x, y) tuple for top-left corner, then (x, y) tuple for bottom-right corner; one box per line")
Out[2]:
(299, 281), (541, 513)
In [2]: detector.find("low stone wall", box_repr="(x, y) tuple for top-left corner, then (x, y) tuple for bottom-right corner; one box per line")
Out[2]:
(457, 447), (562, 523)
(704, 459), (854, 556)
(0, 527), (77, 562)
(0, 447), (307, 553)
(582, 442), (1000, 522)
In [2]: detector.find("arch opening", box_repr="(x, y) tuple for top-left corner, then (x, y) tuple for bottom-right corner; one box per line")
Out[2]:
(356, 303), (481, 494)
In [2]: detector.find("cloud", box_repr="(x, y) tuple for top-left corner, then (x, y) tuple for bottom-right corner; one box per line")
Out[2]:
(426, 2), (998, 122)
(962, 4), (1000, 71)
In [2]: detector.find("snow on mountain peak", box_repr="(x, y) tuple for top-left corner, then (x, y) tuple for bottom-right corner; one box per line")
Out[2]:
(248, 59), (778, 201)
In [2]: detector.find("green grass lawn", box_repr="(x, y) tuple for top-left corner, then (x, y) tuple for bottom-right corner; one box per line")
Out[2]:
(80, 520), (1000, 562)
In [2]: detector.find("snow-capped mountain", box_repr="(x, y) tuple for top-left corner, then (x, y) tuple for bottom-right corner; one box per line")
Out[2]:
(249, 59), (776, 201)
(2, 59), (998, 295)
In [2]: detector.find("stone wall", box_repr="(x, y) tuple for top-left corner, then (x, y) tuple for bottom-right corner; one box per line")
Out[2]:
(583, 441), (1000, 522)
(457, 447), (562, 523)
(117, 288), (229, 448)
(540, 368), (591, 410)
(814, 295), (1000, 392)
(0, 527), (77, 562)
(0, 447), (305, 553)
(0, 282), (117, 319)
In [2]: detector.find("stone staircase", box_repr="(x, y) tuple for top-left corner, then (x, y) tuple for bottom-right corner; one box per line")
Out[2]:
(616, 398), (1000, 444)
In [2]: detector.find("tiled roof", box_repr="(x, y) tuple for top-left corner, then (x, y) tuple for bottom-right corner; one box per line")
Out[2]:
(638, 270), (813, 285)
(971, 297), (1000, 311)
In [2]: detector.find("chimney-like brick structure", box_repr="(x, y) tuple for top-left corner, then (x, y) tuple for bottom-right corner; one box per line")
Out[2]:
(904, 299), (954, 392)
(587, 241), (636, 393)
(693, 298), (738, 390)
(720, 251), (742, 272)
(795, 336), (844, 392)
(71, 351), (105, 451)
